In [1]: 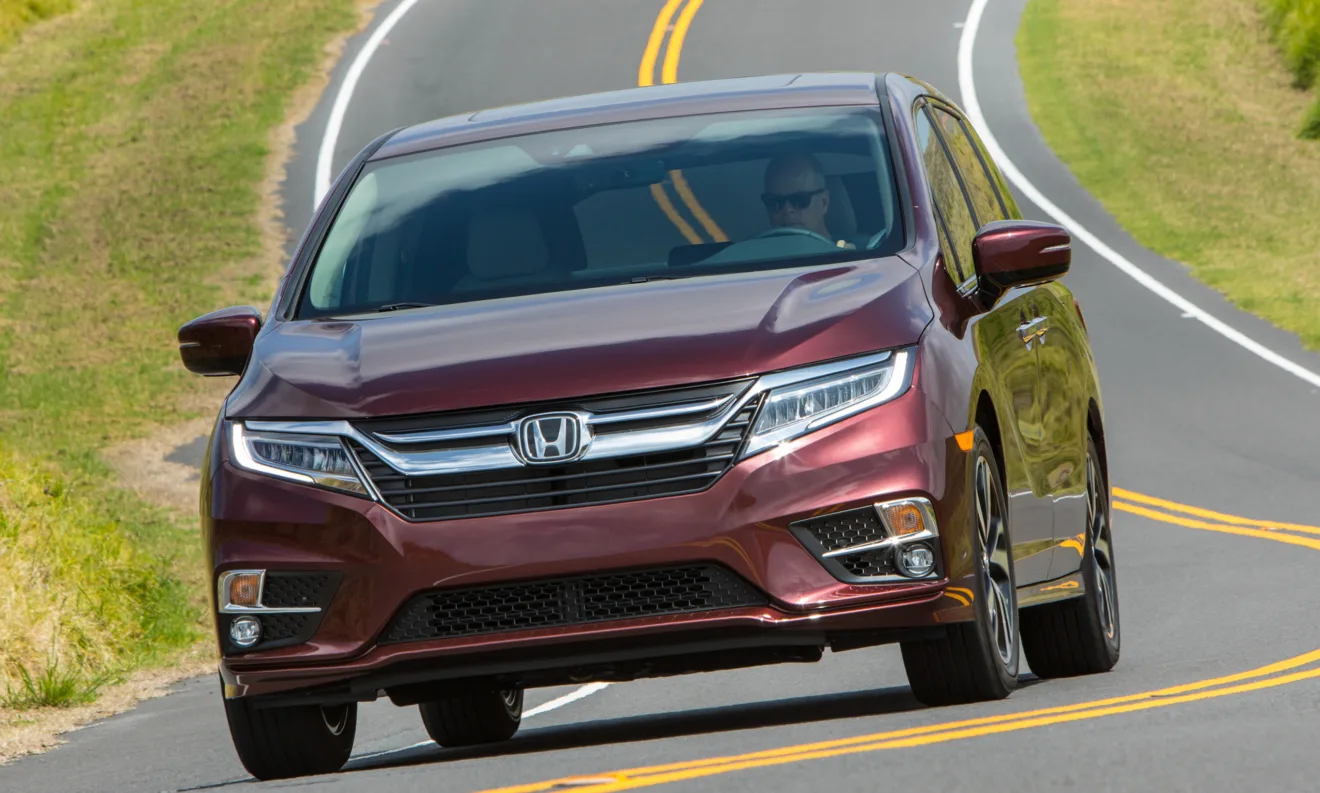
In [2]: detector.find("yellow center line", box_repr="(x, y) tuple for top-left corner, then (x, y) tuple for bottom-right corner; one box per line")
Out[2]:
(660, 0), (705, 85)
(637, 0), (685, 88)
(1114, 500), (1320, 552)
(1114, 486), (1320, 536)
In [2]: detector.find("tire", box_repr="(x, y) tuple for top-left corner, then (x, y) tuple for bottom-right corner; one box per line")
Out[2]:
(223, 694), (356, 781)
(1021, 435), (1121, 677)
(901, 426), (1019, 706)
(420, 688), (523, 748)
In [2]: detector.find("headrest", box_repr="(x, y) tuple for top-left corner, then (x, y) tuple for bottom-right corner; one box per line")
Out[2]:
(465, 208), (548, 280)
(824, 174), (857, 240)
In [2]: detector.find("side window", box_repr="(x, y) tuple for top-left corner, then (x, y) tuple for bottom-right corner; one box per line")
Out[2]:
(915, 105), (977, 288)
(929, 106), (1010, 223)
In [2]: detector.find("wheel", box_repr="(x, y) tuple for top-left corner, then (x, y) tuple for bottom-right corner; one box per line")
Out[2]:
(223, 694), (356, 781)
(419, 688), (523, 747)
(901, 427), (1019, 705)
(750, 226), (837, 245)
(1020, 435), (1121, 677)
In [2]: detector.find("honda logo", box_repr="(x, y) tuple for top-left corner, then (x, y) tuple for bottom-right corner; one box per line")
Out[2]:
(518, 413), (585, 463)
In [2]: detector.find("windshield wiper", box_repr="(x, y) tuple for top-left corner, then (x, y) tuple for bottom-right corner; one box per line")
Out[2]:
(375, 302), (437, 312)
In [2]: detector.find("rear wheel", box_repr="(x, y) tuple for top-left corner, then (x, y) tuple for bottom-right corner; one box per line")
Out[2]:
(420, 688), (523, 748)
(901, 427), (1019, 705)
(223, 694), (356, 781)
(1021, 435), (1121, 677)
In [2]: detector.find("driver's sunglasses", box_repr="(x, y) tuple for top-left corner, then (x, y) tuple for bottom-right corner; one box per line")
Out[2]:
(760, 188), (825, 211)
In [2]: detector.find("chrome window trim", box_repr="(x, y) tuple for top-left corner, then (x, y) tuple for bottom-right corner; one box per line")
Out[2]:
(242, 348), (912, 483)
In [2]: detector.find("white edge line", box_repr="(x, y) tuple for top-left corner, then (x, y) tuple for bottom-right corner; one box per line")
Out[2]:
(352, 683), (611, 762)
(314, 0), (423, 210)
(958, 0), (1320, 390)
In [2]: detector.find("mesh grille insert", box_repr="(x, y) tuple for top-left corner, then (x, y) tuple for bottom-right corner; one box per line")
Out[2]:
(796, 507), (888, 553)
(381, 564), (765, 644)
(262, 573), (335, 609)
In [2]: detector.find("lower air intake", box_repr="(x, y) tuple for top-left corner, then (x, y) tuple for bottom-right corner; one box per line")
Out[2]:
(381, 564), (765, 644)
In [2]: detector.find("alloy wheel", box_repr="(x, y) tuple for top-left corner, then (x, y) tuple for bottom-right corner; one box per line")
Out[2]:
(975, 455), (1015, 667)
(1086, 453), (1120, 649)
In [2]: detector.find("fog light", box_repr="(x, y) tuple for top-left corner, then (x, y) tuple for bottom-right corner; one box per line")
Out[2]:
(881, 503), (925, 536)
(898, 543), (936, 577)
(230, 616), (262, 647)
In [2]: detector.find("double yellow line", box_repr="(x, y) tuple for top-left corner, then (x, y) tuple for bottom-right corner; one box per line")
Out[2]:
(637, 0), (727, 246)
(1114, 487), (1320, 550)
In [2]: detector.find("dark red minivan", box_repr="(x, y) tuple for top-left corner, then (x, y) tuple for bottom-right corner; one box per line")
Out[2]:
(179, 72), (1120, 781)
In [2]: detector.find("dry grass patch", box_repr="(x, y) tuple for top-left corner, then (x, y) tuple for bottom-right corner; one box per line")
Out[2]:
(1018, 0), (1320, 348)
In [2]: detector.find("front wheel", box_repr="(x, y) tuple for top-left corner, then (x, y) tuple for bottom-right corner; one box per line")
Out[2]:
(420, 688), (523, 748)
(223, 694), (356, 781)
(901, 427), (1020, 706)
(1021, 435), (1121, 677)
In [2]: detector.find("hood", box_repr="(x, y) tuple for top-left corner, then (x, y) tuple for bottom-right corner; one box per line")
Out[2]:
(227, 257), (933, 419)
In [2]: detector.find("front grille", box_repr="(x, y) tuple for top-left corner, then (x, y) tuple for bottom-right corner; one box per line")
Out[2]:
(355, 397), (761, 521)
(262, 573), (335, 609)
(381, 564), (765, 644)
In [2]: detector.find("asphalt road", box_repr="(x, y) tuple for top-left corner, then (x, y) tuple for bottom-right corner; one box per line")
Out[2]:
(7, 1), (1320, 791)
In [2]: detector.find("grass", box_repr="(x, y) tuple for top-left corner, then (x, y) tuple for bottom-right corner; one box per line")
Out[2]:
(0, 0), (72, 51)
(1017, 0), (1320, 351)
(1263, 0), (1320, 136)
(0, 0), (359, 709)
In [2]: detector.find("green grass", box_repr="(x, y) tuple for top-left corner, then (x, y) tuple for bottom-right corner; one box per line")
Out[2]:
(0, 0), (359, 708)
(0, 0), (73, 51)
(1017, 0), (1320, 350)
(1263, 0), (1320, 136)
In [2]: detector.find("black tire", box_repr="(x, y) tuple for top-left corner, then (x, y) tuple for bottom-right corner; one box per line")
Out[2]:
(223, 694), (356, 781)
(901, 427), (1019, 706)
(420, 688), (523, 748)
(1021, 435), (1121, 677)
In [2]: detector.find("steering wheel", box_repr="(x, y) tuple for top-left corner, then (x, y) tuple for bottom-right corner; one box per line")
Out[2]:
(750, 226), (837, 246)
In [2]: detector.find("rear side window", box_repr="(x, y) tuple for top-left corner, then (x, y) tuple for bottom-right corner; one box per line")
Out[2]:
(915, 105), (977, 288)
(928, 106), (1009, 225)
(297, 107), (907, 318)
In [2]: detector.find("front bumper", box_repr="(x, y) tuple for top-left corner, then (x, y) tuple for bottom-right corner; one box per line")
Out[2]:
(206, 383), (978, 701)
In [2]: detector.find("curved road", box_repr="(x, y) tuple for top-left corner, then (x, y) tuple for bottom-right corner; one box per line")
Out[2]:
(7, 1), (1320, 790)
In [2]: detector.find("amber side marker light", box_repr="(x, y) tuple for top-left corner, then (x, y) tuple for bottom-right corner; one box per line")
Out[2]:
(881, 502), (926, 537)
(228, 573), (262, 608)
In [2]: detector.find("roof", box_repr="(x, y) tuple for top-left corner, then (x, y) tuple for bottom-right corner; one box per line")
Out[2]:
(371, 72), (888, 161)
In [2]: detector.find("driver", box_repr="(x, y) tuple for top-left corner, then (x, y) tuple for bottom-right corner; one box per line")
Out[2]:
(761, 153), (849, 246)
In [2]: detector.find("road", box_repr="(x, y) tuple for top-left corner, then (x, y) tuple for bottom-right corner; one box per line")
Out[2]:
(7, 0), (1320, 790)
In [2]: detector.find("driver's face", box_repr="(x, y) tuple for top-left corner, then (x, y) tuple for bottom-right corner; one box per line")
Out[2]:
(764, 166), (829, 235)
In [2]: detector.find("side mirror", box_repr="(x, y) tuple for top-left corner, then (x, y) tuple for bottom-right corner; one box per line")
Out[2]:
(178, 306), (263, 376)
(971, 219), (1071, 304)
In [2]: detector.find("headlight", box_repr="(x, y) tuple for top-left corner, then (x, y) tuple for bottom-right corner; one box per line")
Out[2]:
(229, 423), (369, 496)
(741, 348), (915, 459)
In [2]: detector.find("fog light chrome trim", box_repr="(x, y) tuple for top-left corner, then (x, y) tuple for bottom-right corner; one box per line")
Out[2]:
(217, 570), (322, 615)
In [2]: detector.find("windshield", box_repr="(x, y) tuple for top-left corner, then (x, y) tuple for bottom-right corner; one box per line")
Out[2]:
(297, 107), (906, 318)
